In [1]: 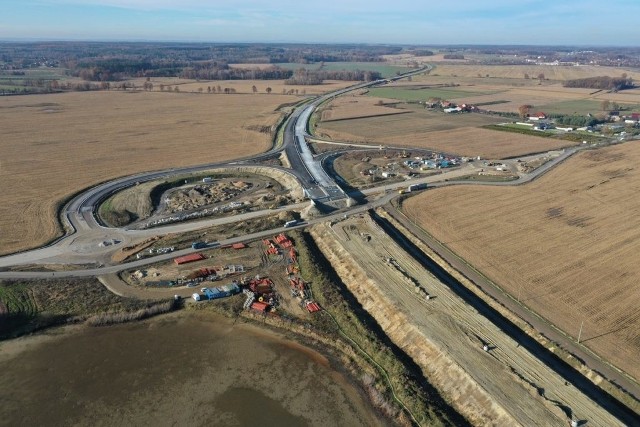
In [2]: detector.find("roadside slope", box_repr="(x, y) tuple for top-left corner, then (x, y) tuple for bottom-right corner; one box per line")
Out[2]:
(310, 217), (624, 426)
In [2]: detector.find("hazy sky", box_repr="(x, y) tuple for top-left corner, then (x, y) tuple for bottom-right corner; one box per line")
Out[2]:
(2, 0), (638, 45)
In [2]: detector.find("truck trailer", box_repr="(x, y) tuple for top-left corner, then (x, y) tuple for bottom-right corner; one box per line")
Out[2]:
(407, 183), (428, 192)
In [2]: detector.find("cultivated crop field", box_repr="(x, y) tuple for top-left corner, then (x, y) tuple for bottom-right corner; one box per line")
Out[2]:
(316, 99), (575, 158)
(0, 91), (296, 256)
(404, 143), (640, 380)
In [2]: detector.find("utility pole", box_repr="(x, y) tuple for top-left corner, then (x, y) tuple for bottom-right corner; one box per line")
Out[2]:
(577, 320), (584, 344)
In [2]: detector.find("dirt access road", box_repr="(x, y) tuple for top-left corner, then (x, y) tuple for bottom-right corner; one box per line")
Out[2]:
(311, 216), (625, 426)
(384, 203), (640, 403)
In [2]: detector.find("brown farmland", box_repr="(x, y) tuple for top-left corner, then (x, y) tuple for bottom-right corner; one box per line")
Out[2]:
(427, 64), (640, 82)
(0, 91), (296, 256)
(316, 99), (575, 158)
(404, 143), (640, 380)
(126, 77), (356, 96)
(318, 94), (411, 122)
(399, 63), (640, 114)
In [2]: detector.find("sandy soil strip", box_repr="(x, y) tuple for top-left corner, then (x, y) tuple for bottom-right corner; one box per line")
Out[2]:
(310, 218), (624, 426)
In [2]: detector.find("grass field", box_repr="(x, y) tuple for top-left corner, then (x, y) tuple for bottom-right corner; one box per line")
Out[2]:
(399, 64), (640, 115)
(316, 99), (575, 157)
(0, 68), (70, 82)
(539, 99), (640, 116)
(367, 85), (497, 102)
(427, 64), (640, 82)
(0, 278), (169, 339)
(318, 94), (412, 122)
(382, 53), (469, 65)
(272, 61), (410, 78)
(124, 77), (355, 96)
(0, 91), (296, 256)
(404, 143), (640, 380)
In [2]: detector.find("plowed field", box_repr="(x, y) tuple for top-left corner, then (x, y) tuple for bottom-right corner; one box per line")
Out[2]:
(404, 143), (640, 381)
(0, 91), (295, 255)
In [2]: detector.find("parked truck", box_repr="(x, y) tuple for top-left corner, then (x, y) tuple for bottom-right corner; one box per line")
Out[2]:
(407, 183), (428, 192)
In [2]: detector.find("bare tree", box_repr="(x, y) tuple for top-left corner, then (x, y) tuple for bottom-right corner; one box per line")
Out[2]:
(600, 100), (611, 111)
(537, 73), (545, 83)
(524, 73), (530, 79)
(266, 87), (272, 94)
(518, 104), (533, 118)
(252, 85), (257, 93)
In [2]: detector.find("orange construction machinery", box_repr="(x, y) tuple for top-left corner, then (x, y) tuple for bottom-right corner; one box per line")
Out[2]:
(262, 239), (279, 255)
(274, 233), (293, 249)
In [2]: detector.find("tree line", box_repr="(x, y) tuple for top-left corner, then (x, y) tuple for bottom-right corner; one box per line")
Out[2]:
(67, 60), (382, 83)
(563, 75), (634, 91)
(284, 68), (381, 85)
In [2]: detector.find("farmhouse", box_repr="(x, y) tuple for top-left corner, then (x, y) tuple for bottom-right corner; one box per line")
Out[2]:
(528, 112), (547, 121)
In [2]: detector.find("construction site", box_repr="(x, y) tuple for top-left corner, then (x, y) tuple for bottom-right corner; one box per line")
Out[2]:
(125, 233), (321, 318)
(310, 213), (625, 426)
(329, 149), (466, 190)
(137, 175), (297, 229)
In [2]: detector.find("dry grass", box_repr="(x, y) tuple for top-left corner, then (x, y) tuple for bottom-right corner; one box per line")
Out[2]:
(381, 80), (640, 114)
(0, 91), (296, 255)
(227, 63), (279, 70)
(448, 85), (640, 114)
(399, 64), (640, 114)
(404, 143), (640, 380)
(319, 94), (411, 122)
(428, 64), (640, 81)
(316, 101), (573, 157)
(382, 53), (468, 64)
(125, 77), (356, 96)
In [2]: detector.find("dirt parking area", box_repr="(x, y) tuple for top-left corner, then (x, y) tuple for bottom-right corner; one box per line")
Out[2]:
(125, 239), (309, 318)
(311, 216), (623, 426)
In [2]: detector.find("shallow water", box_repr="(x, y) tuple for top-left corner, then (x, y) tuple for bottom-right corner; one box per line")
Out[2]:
(0, 312), (384, 426)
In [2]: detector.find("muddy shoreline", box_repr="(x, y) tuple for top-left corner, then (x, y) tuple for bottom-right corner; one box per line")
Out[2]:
(0, 310), (389, 426)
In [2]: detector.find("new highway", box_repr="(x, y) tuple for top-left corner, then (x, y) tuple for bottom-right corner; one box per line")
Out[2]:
(1, 63), (638, 422)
